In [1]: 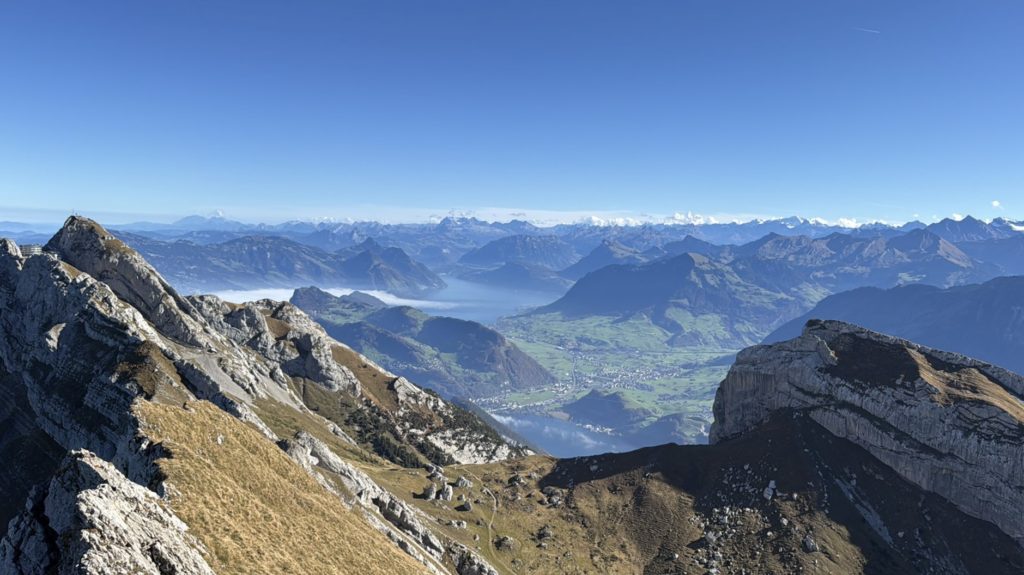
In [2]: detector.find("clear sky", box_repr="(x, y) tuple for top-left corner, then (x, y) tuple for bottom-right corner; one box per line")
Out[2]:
(1, 1), (1021, 224)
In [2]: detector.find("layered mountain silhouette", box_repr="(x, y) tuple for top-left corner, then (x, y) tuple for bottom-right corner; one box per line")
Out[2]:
(559, 239), (647, 280)
(461, 261), (573, 293)
(532, 226), (1005, 350)
(115, 231), (445, 297)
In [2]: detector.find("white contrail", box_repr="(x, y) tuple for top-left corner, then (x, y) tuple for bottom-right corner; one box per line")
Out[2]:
(854, 27), (882, 34)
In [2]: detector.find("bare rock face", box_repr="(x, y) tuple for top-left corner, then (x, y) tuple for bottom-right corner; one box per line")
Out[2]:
(0, 237), (172, 487)
(45, 216), (210, 348)
(188, 295), (363, 395)
(711, 319), (1024, 544)
(0, 450), (214, 575)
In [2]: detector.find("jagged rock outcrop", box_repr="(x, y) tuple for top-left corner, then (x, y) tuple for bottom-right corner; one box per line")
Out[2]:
(449, 543), (499, 575)
(284, 431), (444, 555)
(0, 233), (177, 491)
(45, 217), (210, 348)
(0, 450), (214, 575)
(283, 431), (500, 575)
(188, 293), (521, 465)
(711, 319), (1024, 544)
(188, 296), (362, 395)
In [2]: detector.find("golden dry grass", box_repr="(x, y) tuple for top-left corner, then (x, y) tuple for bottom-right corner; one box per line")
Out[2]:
(253, 396), (382, 467)
(369, 456), (624, 574)
(329, 344), (399, 411)
(909, 348), (1024, 421)
(136, 400), (427, 575)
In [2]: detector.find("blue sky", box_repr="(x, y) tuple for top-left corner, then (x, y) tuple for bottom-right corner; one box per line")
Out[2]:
(1, 1), (1021, 224)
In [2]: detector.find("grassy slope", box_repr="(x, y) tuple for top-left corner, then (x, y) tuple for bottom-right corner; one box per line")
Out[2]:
(136, 400), (427, 575)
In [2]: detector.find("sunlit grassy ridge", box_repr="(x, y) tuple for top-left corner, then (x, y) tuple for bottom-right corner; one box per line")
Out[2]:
(136, 400), (427, 575)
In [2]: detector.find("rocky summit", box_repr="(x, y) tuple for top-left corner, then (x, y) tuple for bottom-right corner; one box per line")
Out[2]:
(1, 217), (1022, 575)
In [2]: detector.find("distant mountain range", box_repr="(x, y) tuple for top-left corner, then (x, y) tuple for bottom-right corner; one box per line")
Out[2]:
(764, 276), (1024, 374)
(113, 232), (445, 297)
(9, 214), (1022, 389)
(7, 212), (1022, 281)
(531, 224), (1009, 350)
(290, 287), (556, 398)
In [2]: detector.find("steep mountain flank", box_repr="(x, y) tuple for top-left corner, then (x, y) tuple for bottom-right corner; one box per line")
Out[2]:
(563, 389), (654, 429)
(0, 217), (512, 574)
(538, 252), (807, 348)
(560, 239), (647, 280)
(338, 240), (447, 294)
(713, 320), (1024, 545)
(291, 287), (556, 398)
(460, 261), (573, 293)
(957, 235), (1024, 275)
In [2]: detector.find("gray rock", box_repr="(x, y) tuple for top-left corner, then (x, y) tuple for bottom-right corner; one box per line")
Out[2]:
(438, 484), (454, 502)
(0, 451), (214, 575)
(802, 534), (819, 553)
(450, 543), (499, 575)
(423, 483), (438, 500)
(537, 525), (554, 540)
(494, 536), (515, 551)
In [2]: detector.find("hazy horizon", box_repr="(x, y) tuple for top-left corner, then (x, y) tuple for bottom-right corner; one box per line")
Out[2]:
(1, 205), (1016, 230)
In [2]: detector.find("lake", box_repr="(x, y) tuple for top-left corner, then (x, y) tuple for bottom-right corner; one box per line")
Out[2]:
(211, 276), (564, 325)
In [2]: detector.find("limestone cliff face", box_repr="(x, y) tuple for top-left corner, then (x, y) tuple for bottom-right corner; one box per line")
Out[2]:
(711, 319), (1024, 544)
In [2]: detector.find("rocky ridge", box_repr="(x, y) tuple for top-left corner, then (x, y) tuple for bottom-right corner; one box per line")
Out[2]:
(712, 319), (1024, 544)
(0, 217), (514, 574)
